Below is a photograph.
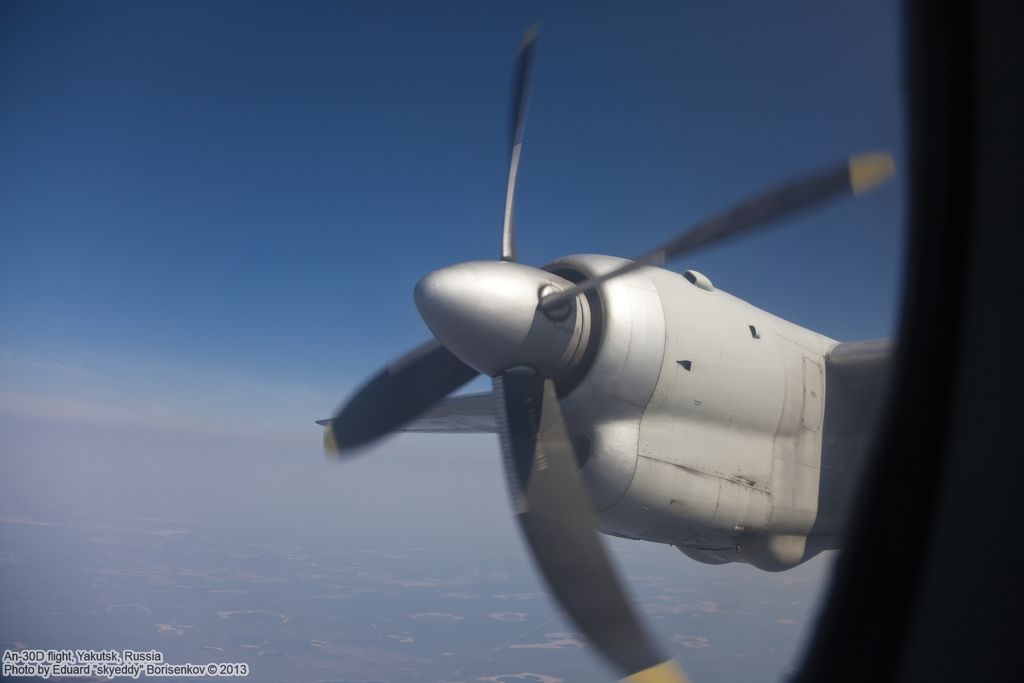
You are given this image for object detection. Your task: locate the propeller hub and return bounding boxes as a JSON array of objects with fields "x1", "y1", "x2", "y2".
[{"x1": 414, "y1": 261, "x2": 590, "y2": 378}]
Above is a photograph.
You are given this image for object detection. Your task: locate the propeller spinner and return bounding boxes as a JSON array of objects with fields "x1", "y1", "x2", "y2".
[
  {"x1": 322, "y1": 26, "x2": 893, "y2": 683},
  {"x1": 414, "y1": 261, "x2": 587, "y2": 378}
]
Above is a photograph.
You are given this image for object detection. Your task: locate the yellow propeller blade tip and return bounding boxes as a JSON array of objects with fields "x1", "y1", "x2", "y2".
[
  {"x1": 849, "y1": 151, "x2": 895, "y2": 195},
  {"x1": 623, "y1": 659, "x2": 692, "y2": 683},
  {"x1": 322, "y1": 424, "x2": 342, "y2": 460}
]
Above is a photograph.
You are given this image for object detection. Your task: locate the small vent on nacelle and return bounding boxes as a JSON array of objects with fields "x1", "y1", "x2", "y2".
[{"x1": 682, "y1": 269, "x2": 714, "y2": 291}]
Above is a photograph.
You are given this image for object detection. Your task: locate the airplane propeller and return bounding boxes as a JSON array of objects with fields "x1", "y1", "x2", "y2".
[
  {"x1": 318, "y1": 339, "x2": 477, "y2": 451},
  {"x1": 322, "y1": 26, "x2": 892, "y2": 683},
  {"x1": 501, "y1": 24, "x2": 538, "y2": 263},
  {"x1": 539, "y1": 151, "x2": 894, "y2": 312},
  {"x1": 494, "y1": 368, "x2": 687, "y2": 681}
]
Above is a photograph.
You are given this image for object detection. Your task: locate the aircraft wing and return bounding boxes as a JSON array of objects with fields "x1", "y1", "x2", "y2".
[
  {"x1": 316, "y1": 391, "x2": 497, "y2": 434},
  {"x1": 825, "y1": 337, "x2": 893, "y2": 412},
  {"x1": 398, "y1": 391, "x2": 497, "y2": 433}
]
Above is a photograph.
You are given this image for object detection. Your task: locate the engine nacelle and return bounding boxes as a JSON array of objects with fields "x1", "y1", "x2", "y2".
[{"x1": 546, "y1": 254, "x2": 838, "y2": 570}]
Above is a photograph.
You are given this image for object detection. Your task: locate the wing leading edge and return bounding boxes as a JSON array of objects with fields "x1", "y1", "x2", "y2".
[
  {"x1": 398, "y1": 391, "x2": 497, "y2": 433},
  {"x1": 316, "y1": 391, "x2": 496, "y2": 434},
  {"x1": 825, "y1": 337, "x2": 892, "y2": 413}
]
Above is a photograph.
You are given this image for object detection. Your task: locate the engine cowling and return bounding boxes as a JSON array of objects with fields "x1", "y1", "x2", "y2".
[{"x1": 545, "y1": 254, "x2": 838, "y2": 570}]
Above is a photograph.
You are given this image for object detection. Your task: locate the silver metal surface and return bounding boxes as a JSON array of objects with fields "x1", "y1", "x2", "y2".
[
  {"x1": 545, "y1": 254, "x2": 668, "y2": 513},
  {"x1": 541, "y1": 256, "x2": 890, "y2": 571},
  {"x1": 414, "y1": 260, "x2": 589, "y2": 378}
]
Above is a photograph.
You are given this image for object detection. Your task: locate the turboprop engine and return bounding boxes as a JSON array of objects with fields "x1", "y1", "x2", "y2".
[{"x1": 320, "y1": 26, "x2": 893, "y2": 682}]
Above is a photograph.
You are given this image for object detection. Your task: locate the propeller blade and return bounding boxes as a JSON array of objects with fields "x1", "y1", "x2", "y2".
[
  {"x1": 539, "y1": 151, "x2": 895, "y2": 312},
  {"x1": 493, "y1": 368, "x2": 689, "y2": 683},
  {"x1": 501, "y1": 25, "x2": 539, "y2": 262},
  {"x1": 323, "y1": 339, "x2": 479, "y2": 455}
]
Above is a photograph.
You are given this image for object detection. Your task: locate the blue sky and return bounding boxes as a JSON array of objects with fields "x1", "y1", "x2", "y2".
[
  {"x1": 1, "y1": 1, "x2": 904, "y2": 429},
  {"x1": 0, "y1": 3, "x2": 904, "y2": 681}
]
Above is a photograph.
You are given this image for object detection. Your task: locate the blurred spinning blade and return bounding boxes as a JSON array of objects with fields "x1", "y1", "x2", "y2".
[
  {"x1": 540, "y1": 152, "x2": 894, "y2": 311},
  {"x1": 500, "y1": 25, "x2": 539, "y2": 262},
  {"x1": 323, "y1": 339, "x2": 478, "y2": 454},
  {"x1": 493, "y1": 368, "x2": 690, "y2": 683}
]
